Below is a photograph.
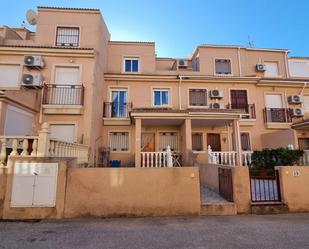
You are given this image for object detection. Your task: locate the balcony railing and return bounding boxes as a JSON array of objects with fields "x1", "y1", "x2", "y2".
[
  {"x1": 103, "y1": 102, "x2": 132, "y2": 118},
  {"x1": 227, "y1": 104, "x2": 256, "y2": 119},
  {"x1": 263, "y1": 108, "x2": 292, "y2": 123},
  {"x1": 43, "y1": 84, "x2": 84, "y2": 105}
]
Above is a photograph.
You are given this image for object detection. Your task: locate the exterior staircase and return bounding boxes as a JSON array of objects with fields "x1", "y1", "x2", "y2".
[{"x1": 200, "y1": 186, "x2": 237, "y2": 215}]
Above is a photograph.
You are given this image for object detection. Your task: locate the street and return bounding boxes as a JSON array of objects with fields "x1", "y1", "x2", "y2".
[{"x1": 0, "y1": 214, "x2": 309, "y2": 249}]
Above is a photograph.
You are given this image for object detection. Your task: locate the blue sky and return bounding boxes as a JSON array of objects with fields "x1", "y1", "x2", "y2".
[{"x1": 1, "y1": 0, "x2": 308, "y2": 58}]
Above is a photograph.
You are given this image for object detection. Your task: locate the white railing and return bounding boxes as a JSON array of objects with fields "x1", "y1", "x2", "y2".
[
  {"x1": 208, "y1": 145, "x2": 237, "y2": 166},
  {"x1": 0, "y1": 136, "x2": 39, "y2": 166},
  {"x1": 0, "y1": 123, "x2": 89, "y2": 167},
  {"x1": 242, "y1": 151, "x2": 253, "y2": 167},
  {"x1": 141, "y1": 145, "x2": 173, "y2": 168},
  {"x1": 48, "y1": 139, "x2": 89, "y2": 164},
  {"x1": 207, "y1": 145, "x2": 253, "y2": 167},
  {"x1": 299, "y1": 150, "x2": 309, "y2": 166}
]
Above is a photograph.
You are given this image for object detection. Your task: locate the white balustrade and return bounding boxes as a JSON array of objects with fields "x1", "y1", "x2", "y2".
[
  {"x1": 300, "y1": 150, "x2": 309, "y2": 166},
  {"x1": 0, "y1": 136, "x2": 39, "y2": 167},
  {"x1": 141, "y1": 145, "x2": 173, "y2": 168},
  {"x1": 242, "y1": 151, "x2": 253, "y2": 167},
  {"x1": 208, "y1": 145, "x2": 253, "y2": 167}
]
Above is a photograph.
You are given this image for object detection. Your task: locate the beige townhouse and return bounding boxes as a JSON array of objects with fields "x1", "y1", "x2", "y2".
[
  {"x1": 0, "y1": 7, "x2": 110, "y2": 164},
  {"x1": 1, "y1": 6, "x2": 309, "y2": 168}
]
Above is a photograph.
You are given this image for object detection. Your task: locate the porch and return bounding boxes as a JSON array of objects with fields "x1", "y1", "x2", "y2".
[{"x1": 131, "y1": 109, "x2": 246, "y2": 168}]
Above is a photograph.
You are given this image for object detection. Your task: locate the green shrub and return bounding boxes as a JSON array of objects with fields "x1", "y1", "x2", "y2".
[{"x1": 250, "y1": 148, "x2": 303, "y2": 169}]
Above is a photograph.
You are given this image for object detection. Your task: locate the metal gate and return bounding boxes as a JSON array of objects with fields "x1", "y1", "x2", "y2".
[
  {"x1": 249, "y1": 169, "x2": 281, "y2": 203},
  {"x1": 218, "y1": 168, "x2": 233, "y2": 202}
]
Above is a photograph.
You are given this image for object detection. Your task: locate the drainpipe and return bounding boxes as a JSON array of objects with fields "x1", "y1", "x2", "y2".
[
  {"x1": 284, "y1": 51, "x2": 290, "y2": 78},
  {"x1": 178, "y1": 75, "x2": 183, "y2": 110},
  {"x1": 300, "y1": 82, "x2": 307, "y2": 96},
  {"x1": 237, "y1": 47, "x2": 242, "y2": 77}
]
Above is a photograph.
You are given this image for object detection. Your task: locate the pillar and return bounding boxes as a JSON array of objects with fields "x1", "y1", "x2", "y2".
[
  {"x1": 37, "y1": 122, "x2": 51, "y2": 157},
  {"x1": 181, "y1": 118, "x2": 192, "y2": 166},
  {"x1": 135, "y1": 118, "x2": 142, "y2": 168},
  {"x1": 232, "y1": 119, "x2": 242, "y2": 166}
]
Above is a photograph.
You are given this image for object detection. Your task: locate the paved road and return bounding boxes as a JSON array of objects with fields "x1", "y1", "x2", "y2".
[{"x1": 1, "y1": 214, "x2": 309, "y2": 249}]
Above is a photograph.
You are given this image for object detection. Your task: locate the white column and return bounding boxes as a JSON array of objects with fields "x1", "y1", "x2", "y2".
[
  {"x1": 232, "y1": 119, "x2": 242, "y2": 166},
  {"x1": 135, "y1": 118, "x2": 142, "y2": 168}
]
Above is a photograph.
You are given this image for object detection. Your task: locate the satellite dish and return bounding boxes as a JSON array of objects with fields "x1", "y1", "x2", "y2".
[{"x1": 26, "y1": 9, "x2": 38, "y2": 25}]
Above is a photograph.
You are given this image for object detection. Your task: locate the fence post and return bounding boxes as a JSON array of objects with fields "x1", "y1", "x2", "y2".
[
  {"x1": 37, "y1": 122, "x2": 51, "y2": 157},
  {"x1": 166, "y1": 145, "x2": 173, "y2": 167},
  {"x1": 0, "y1": 138, "x2": 8, "y2": 167},
  {"x1": 207, "y1": 145, "x2": 213, "y2": 164}
]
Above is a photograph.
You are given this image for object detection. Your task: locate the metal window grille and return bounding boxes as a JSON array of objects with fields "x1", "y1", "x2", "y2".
[
  {"x1": 159, "y1": 132, "x2": 178, "y2": 151},
  {"x1": 56, "y1": 27, "x2": 80, "y2": 47},
  {"x1": 215, "y1": 59, "x2": 231, "y2": 74},
  {"x1": 189, "y1": 89, "x2": 207, "y2": 106},
  {"x1": 192, "y1": 133, "x2": 203, "y2": 151}
]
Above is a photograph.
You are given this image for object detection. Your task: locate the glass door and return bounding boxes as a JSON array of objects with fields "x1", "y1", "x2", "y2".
[{"x1": 111, "y1": 90, "x2": 127, "y2": 118}]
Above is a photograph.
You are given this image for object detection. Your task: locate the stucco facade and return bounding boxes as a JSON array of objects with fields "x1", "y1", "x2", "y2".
[{"x1": 1, "y1": 6, "x2": 309, "y2": 167}]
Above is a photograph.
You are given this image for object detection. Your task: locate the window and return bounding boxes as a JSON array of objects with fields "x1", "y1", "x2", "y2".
[
  {"x1": 264, "y1": 62, "x2": 280, "y2": 77},
  {"x1": 109, "y1": 132, "x2": 129, "y2": 152},
  {"x1": 193, "y1": 57, "x2": 200, "y2": 71},
  {"x1": 55, "y1": 66, "x2": 80, "y2": 84},
  {"x1": 289, "y1": 60, "x2": 309, "y2": 77},
  {"x1": 0, "y1": 64, "x2": 20, "y2": 87},
  {"x1": 159, "y1": 132, "x2": 178, "y2": 151},
  {"x1": 265, "y1": 94, "x2": 283, "y2": 108},
  {"x1": 215, "y1": 59, "x2": 231, "y2": 75},
  {"x1": 110, "y1": 89, "x2": 128, "y2": 118},
  {"x1": 303, "y1": 96, "x2": 309, "y2": 112},
  {"x1": 192, "y1": 133, "x2": 203, "y2": 151},
  {"x1": 124, "y1": 58, "x2": 139, "y2": 73},
  {"x1": 56, "y1": 27, "x2": 80, "y2": 47},
  {"x1": 50, "y1": 124, "x2": 76, "y2": 143},
  {"x1": 240, "y1": 132, "x2": 251, "y2": 151},
  {"x1": 153, "y1": 89, "x2": 170, "y2": 106},
  {"x1": 189, "y1": 89, "x2": 207, "y2": 106}
]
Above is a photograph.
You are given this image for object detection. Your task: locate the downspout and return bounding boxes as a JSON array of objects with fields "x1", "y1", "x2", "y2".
[
  {"x1": 284, "y1": 51, "x2": 290, "y2": 78},
  {"x1": 237, "y1": 47, "x2": 242, "y2": 77},
  {"x1": 178, "y1": 75, "x2": 183, "y2": 110},
  {"x1": 300, "y1": 82, "x2": 307, "y2": 96}
]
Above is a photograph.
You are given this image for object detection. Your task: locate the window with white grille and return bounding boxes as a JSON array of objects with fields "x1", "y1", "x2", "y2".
[
  {"x1": 189, "y1": 89, "x2": 207, "y2": 106},
  {"x1": 109, "y1": 132, "x2": 129, "y2": 152},
  {"x1": 215, "y1": 59, "x2": 232, "y2": 75},
  {"x1": 159, "y1": 132, "x2": 178, "y2": 151},
  {"x1": 56, "y1": 27, "x2": 80, "y2": 47},
  {"x1": 192, "y1": 133, "x2": 203, "y2": 151}
]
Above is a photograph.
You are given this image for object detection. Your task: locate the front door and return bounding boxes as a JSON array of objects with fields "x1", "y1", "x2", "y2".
[
  {"x1": 207, "y1": 133, "x2": 221, "y2": 151},
  {"x1": 141, "y1": 133, "x2": 155, "y2": 152},
  {"x1": 230, "y1": 90, "x2": 248, "y2": 111}
]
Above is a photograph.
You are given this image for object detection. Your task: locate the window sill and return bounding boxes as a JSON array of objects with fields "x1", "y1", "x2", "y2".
[
  {"x1": 103, "y1": 118, "x2": 131, "y2": 126},
  {"x1": 43, "y1": 104, "x2": 83, "y2": 115}
]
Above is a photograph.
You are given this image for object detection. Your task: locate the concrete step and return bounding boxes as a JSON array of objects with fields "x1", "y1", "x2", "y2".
[
  {"x1": 251, "y1": 203, "x2": 289, "y2": 215},
  {"x1": 200, "y1": 202, "x2": 237, "y2": 216}
]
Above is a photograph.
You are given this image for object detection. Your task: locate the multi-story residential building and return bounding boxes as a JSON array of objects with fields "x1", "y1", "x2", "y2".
[{"x1": 1, "y1": 6, "x2": 309, "y2": 167}]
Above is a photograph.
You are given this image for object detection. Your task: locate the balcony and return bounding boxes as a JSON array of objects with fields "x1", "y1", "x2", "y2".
[
  {"x1": 42, "y1": 84, "x2": 84, "y2": 115},
  {"x1": 103, "y1": 102, "x2": 132, "y2": 125},
  {"x1": 227, "y1": 104, "x2": 256, "y2": 120},
  {"x1": 263, "y1": 108, "x2": 292, "y2": 129}
]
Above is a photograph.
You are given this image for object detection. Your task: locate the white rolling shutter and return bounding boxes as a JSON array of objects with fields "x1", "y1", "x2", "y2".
[
  {"x1": 265, "y1": 62, "x2": 280, "y2": 77},
  {"x1": 55, "y1": 67, "x2": 80, "y2": 85},
  {"x1": 50, "y1": 124, "x2": 76, "y2": 143},
  {"x1": 289, "y1": 60, "x2": 309, "y2": 77},
  {"x1": 0, "y1": 65, "x2": 20, "y2": 87},
  {"x1": 4, "y1": 105, "x2": 34, "y2": 136},
  {"x1": 265, "y1": 94, "x2": 283, "y2": 108}
]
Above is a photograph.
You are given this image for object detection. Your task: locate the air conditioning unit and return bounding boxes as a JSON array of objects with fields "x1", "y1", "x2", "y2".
[
  {"x1": 256, "y1": 63, "x2": 266, "y2": 72},
  {"x1": 210, "y1": 89, "x2": 224, "y2": 99},
  {"x1": 24, "y1": 55, "x2": 45, "y2": 68},
  {"x1": 177, "y1": 59, "x2": 188, "y2": 68},
  {"x1": 21, "y1": 73, "x2": 43, "y2": 87},
  {"x1": 288, "y1": 95, "x2": 303, "y2": 104},
  {"x1": 292, "y1": 108, "x2": 304, "y2": 117},
  {"x1": 211, "y1": 103, "x2": 225, "y2": 109}
]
